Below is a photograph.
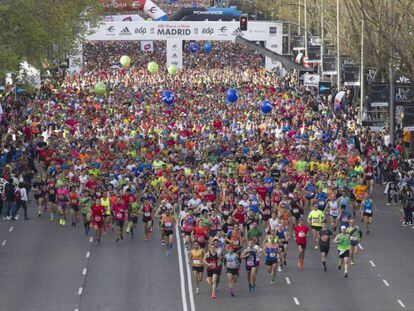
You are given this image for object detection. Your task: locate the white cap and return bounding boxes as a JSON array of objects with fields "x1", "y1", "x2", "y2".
[{"x1": 341, "y1": 225, "x2": 346, "y2": 230}]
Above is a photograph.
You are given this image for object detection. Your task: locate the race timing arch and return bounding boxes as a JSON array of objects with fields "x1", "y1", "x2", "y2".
[{"x1": 82, "y1": 21, "x2": 284, "y2": 72}]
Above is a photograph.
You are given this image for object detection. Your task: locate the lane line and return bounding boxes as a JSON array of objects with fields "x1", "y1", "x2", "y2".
[
  {"x1": 382, "y1": 279, "x2": 390, "y2": 287},
  {"x1": 86, "y1": 251, "x2": 90, "y2": 258},
  {"x1": 175, "y1": 224, "x2": 189, "y2": 311},
  {"x1": 182, "y1": 238, "x2": 196, "y2": 311},
  {"x1": 397, "y1": 299, "x2": 406, "y2": 308},
  {"x1": 285, "y1": 277, "x2": 291, "y2": 285},
  {"x1": 78, "y1": 287, "x2": 83, "y2": 295},
  {"x1": 9, "y1": 226, "x2": 13, "y2": 232},
  {"x1": 369, "y1": 260, "x2": 376, "y2": 267},
  {"x1": 82, "y1": 268, "x2": 87, "y2": 275},
  {"x1": 2, "y1": 240, "x2": 6, "y2": 246},
  {"x1": 89, "y1": 237, "x2": 93, "y2": 243},
  {"x1": 293, "y1": 297, "x2": 300, "y2": 305},
  {"x1": 358, "y1": 243, "x2": 364, "y2": 250}
]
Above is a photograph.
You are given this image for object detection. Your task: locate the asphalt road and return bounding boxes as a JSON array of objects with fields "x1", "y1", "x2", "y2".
[{"x1": 0, "y1": 187, "x2": 413, "y2": 311}]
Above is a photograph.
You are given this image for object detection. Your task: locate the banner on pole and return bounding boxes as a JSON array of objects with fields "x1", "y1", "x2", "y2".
[
  {"x1": 343, "y1": 65, "x2": 360, "y2": 86},
  {"x1": 322, "y1": 56, "x2": 336, "y2": 75}
]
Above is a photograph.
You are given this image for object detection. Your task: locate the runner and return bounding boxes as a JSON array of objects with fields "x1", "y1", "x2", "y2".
[
  {"x1": 263, "y1": 231, "x2": 279, "y2": 284},
  {"x1": 275, "y1": 223, "x2": 289, "y2": 270},
  {"x1": 293, "y1": 218, "x2": 309, "y2": 270},
  {"x1": 241, "y1": 239, "x2": 261, "y2": 292},
  {"x1": 189, "y1": 241, "x2": 205, "y2": 294},
  {"x1": 361, "y1": 194, "x2": 376, "y2": 234},
  {"x1": 347, "y1": 219, "x2": 362, "y2": 265},
  {"x1": 307, "y1": 205, "x2": 325, "y2": 249},
  {"x1": 141, "y1": 198, "x2": 154, "y2": 241},
  {"x1": 126, "y1": 198, "x2": 140, "y2": 239},
  {"x1": 224, "y1": 245, "x2": 240, "y2": 297},
  {"x1": 80, "y1": 191, "x2": 92, "y2": 235},
  {"x1": 334, "y1": 225, "x2": 351, "y2": 278},
  {"x1": 161, "y1": 210, "x2": 175, "y2": 256},
  {"x1": 182, "y1": 208, "x2": 196, "y2": 249},
  {"x1": 91, "y1": 199, "x2": 106, "y2": 244},
  {"x1": 204, "y1": 243, "x2": 222, "y2": 299},
  {"x1": 319, "y1": 220, "x2": 334, "y2": 271},
  {"x1": 113, "y1": 198, "x2": 128, "y2": 243},
  {"x1": 69, "y1": 186, "x2": 79, "y2": 227}
]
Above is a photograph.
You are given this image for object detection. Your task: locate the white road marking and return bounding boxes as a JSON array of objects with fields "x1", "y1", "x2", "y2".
[
  {"x1": 182, "y1": 238, "x2": 196, "y2": 311},
  {"x1": 89, "y1": 237, "x2": 93, "y2": 243},
  {"x1": 82, "y1": 268, "x2": 87, "y2": 275},
  {"x1": 2, "y1": 240, "x2": 6, "y2": 246},
  {"x1": 358, "y1": 243, "x2": 364, "y2": 250},
  {"x1": 397, "y1": 299, "x2": 406, "y2": 308},
  {"x1": 175, "y1": 224, "x2": 188, "y2": 311},
  {"x1": 78, "y1": 287, "x2": 83, "y2": 295},
  {"x1": 9, "y1": 226, "x2": 13, "y2": 232},
  {"x1": 293, "y1": 297, "x2": 300, "y2": 305},
  {"x1": 86, "y1": 251, "x2": 90, "y2": 258},
  {"x1": 382, "y1": 279, "x2": 390, "y2": 287},
  {"x1": 75, "y1": 309, "x2": 79, "y2": 311},
  {"x1": 369, "y1": 260, "x2": 376, "y2": 267},
  {"x1": 285, "y1": 277, "x2": 291, "y2": 285}
]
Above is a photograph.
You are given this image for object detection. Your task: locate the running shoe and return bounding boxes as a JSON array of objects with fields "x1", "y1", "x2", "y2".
[
  {"x1": 166, "y1": 251, "x2": 170, "y2": 256},
  {"x1": 248, "y1": 283, "x2": 252, "y2": 291},
  {"x1": 324, "y1": 266, "x2": 327, "y2": 272},
  {"x1": 212, "y1": 292, "x2": 216, "y2": 299},
  {"x1": 196, "y1": 288, "x2": 199, "y2": 294},
  {"x1": 278, "y1": 266, "x2": 282, "y2": 272},
  {"x1": 344, "y1": 273, "x2": 349, "y2": 278},
  {"x1": 351, "y1": 260, "x2": 355, "y2": 265},
  {"x1": 230, "y1": 289, "x2": 235, "y2": 297},
  {"x1": 270, "y1": 280, "x2": 275, "y2": 285}
]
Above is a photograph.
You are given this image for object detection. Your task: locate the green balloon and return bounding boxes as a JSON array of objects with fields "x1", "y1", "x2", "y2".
[
  {"x1": 147, "y1": 61, "x2": 159, "y2": 74},
  {"x1": 120, "y1": 55, "x2": 131, "y2": 67},
  {"x1": 94, "y1": 82, "x2": 106, "y2": 95},
  {"x1": 167, "y1": 64, "x2": 178, "y2": 75}
]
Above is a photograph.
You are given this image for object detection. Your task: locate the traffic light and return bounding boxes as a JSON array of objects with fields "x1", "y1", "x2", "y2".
[{"x1": 240, "y1": 14, "x2": 248, "y2": 31}]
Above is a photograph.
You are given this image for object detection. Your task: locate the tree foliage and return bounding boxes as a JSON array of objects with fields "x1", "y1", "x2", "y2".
[
  {"x1": 249, "y1": 0, "x2": 414, "y2": 82},
  {"x1": 0, "y1": 0, "x2": 102, "y2": 78}
]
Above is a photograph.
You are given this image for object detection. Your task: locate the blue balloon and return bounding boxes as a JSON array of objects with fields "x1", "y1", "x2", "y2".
[
  {"x1": 226, "y1": 88, "x2": 238, "y2": 103},
  {"x1": 188, "y1": 42, "x2": 199, "y2": 53},
  {"x1": 162, "y1": 90, "x2": 175, "y2": 105},
  {"x1": 261, "y1": 100, "x2": 273, "y2": 114},
  {"x1": 203, "y1": 42, "x2": 212, "y2": 53}
]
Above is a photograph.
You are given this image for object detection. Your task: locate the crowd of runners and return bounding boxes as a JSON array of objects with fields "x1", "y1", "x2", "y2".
[{"x1": 1, "y1": 27, "x2": 413, "y2": 300}]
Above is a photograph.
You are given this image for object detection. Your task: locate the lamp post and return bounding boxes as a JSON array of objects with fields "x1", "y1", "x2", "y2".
[{"x1": 336, "y1": 0, "x2": 341, "y2": 90}]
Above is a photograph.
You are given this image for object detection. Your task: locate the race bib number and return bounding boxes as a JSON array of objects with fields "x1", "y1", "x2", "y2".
[
  {"x1": 365, "y1": 209, "x2": 372, "y2": 214},
  {"x1": 144, "y1": 212, "x2": 151, "y2": 217},
  {"x1": 116, "y1": 213, "x2": 123, "y2": 219},
  {"x1": 269, "y1": 252, "x2": 276, "y2": 258},
  {"x1": 233, "y1": 240, "x2": 239, "y2": 245},
  {"x1": 223, "y1": 210, "x2": 229, "y2": 215},
  {"x1": 264, "y1": 209, "x2": 271, "y2": 215},
  {"x1": 94, "y1": 215, "x2": 101, "y2": 222},
  {"x1": 321, "y1": 235, "x2": 328, "y2": 242},
  {"x1": 298, "y1": 232, "x2": 305, "y2": 238},
  {"x1": 319, "y1": 200, "x2": 325, "y2": 206},
  {"x1": 227, "y1": 259, "x2": 236, "y2": 268},
  {"x1": 247, "y1": 260, "x2": 255, "y2": 267},
  {"x1": 198, "y1": 236, "x2": 205, "y2": 243},
  {"x1": 165, "y1": 222, "x2": 172, "y2": 228},
  {"x1": 293, "y1": 208, "x2": 299, "y2": 214},
  {"x1": 350, "y1": 236, "x2": 358, "y2": 241},
  {"x1": 312, "y1": 218, "x2": 319, "y2": 224},
  {"x1": 341, "y1": 216, "x2": 347, "y2": 222},
  {"x1": 193, "y1": 259, "x2": 201, "y2": 265}
]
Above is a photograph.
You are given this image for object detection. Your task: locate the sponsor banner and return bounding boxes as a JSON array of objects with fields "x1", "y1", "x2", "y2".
[
  {"x1": 322, "y1": 56, "x2": 336, "y2": 75},
  {"x1": 365, "y1": 67, "x2": 377, "y2": 84},
  {"x1": 403, "y1": 105, "x2": 414, "y2": 130},
  {"x1": 140, "y1": 40, "x2": 154, "y2": 52},
  {"x1": 303, "y1": 73, "x2": 320, "y2": 87},
  {"x1": 324, "y1": 45, "x2": 336, "y2": 56},
  {"x1": 166, "y1": 39, "x2": 183, "y2": 68},
  {"x1": 100, "y1": 0, "x2": 167, "y2": 21},
  {"x1": 292, "y1": 35, "x2": 305, "y2": 50},
  {"x1": 395, "y1": 83, "x2": 413, "y2": 105},
  {"x1": 370, "y1": 83, "x2": 389, "y2": 106},
  {"x1": 265, "y1": 24, "x2": 283, "y2": 72},
  {"x1": 87, "y1": 21, "x2": 280, "y2": 42},
  {"x1": 334, "y1": 90, "x2": 346, "y2": 106},
  {"x1": 307, "y1": 45, "x2": 321, "y2": 63},
  {"x1": 319, "y1": 81, "x2": 332, "y2": 95},
  {"x1": 343, "y1": 65, "x2": 360, "y2": 86},
  {"x1": 103, "y1": 14, "x2": 144, "y2": 22}
]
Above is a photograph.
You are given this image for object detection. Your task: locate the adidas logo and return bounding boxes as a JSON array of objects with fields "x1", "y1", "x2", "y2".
[
  {"x1": 232, "y1": 28, "x2": 243, "y2": 37},
  {"x1": 120, "y1": 27, "x2": 131, "y2": 35}
]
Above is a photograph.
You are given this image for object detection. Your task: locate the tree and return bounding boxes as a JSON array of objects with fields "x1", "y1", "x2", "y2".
[{"x1": 0, "y1": 0, "x2": 102, "y2": 79}]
